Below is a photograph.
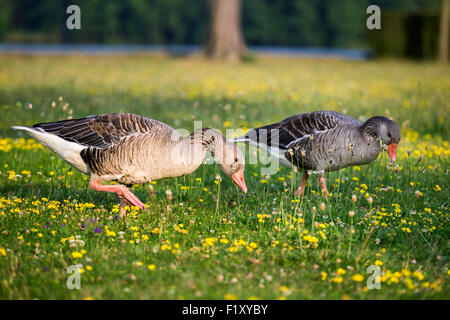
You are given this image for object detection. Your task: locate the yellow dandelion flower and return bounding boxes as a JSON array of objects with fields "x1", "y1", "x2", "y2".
[
  {"x1": 374, "y1": 260, "x2": 383, "y2": 266},
  {"x1": 336, "y1": 268, "x2": 346, "y2": 275},
  {"x1": 249, "y1": 242, "x2": 258, "y2": 249},
  {"x1": 72, "y1": 251, "x2": 83, "y2": 259},
  {"x1": 351, "y1": 274, "x2": 364, "y2": 282},
  {"x1": 412, "y1": 271, "x2": 424, "y2": 281},
  {"x1": 332, "y1": 277, "x2": 344, "y2": 283}
]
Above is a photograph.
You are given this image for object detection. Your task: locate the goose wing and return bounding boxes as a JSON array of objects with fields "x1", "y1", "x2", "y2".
[
  {"x1": 239, "y1": 111, "x2": 359, "y2": 150},
  {"x1": 33, "y1": 113, "x2": 164, "y2": 149}
]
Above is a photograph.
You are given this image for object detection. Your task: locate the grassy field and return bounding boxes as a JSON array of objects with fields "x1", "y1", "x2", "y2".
[{"x1": 0, "y1": 54, "x2": 449, "y2": 299}]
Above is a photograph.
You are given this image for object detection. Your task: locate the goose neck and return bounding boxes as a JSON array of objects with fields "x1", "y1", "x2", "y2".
[
  {"x1": 360, "y1": 117, "x2": 382, "y2": 139},
  {"x1": 189, "y1": 128, "x2": 224, "y2": 157}
]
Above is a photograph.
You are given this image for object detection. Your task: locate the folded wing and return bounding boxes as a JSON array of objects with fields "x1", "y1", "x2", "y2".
[
  {"x1": 33, "y1": 113, "x2": 160, "y2": 148},
  {"x1": 236, "y1": 111, "x2": 360, "y2": 150}
]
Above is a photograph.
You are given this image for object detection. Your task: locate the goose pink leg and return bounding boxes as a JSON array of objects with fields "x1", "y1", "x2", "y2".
[
  {"x1": 295, "y1": 173, "x2": 310, "y2": 197},
  {"x1": 89, "y1": 180, "x2": 145, "y2": 215},
  {"x1": 119, "y1": 197, "x2": 127, "y2": 217},
  {"x1": 318, "y1": 175, "x2": 329, "y2": 196}
]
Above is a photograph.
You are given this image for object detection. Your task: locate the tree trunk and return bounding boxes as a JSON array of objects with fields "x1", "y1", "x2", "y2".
[
  {"x1": 439, "y1": 0, "x2": 449, "y2": 64},
  {"x1": 205, "y1": 0, "x2": 246, "y2": 62}
]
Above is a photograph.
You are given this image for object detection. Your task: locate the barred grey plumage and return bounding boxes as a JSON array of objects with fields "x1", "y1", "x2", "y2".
[
  {"x1": 13, "y1": 113, "x2": 247, "y2": 216},
  {"x1": 232, "y1": 111, "x2": 401, "y2": 196}
]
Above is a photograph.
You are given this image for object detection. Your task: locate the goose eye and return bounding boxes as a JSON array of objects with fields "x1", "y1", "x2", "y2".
[
  {"x1": 234, "y1": 157, "x2": 238, "y2": 162},
  {"x1": 388, "y1": 133, "x2": 391, "y2": 138}
]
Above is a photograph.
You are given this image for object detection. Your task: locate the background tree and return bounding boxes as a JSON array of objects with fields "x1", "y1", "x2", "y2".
[
  {"x1": 205, "y1": 0, "x2": 246, "y2": 61},
  {"x1": 439, "y1": 0, "x2": 449, "y2": 63}
]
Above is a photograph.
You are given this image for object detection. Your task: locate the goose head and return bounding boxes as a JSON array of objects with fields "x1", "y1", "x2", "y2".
[
  {"x1": 376, "y1": 118, "x2": 401, "y2": 162},
  {"x1": 215, "y1": 141, "x2": 247, "y2": 193}
]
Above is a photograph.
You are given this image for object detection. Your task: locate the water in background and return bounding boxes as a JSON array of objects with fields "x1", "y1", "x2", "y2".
[{"x1": 0, "y1": 43, "x2": 372, "y2": 60}]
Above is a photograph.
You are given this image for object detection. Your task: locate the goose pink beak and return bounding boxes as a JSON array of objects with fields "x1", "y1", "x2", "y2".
[
  {"x1": 387, "y1": 143, "x2": 397, "y2": 162},
  {"x1": 232, "y1": 169, "x2": 247, "y2": 193}
]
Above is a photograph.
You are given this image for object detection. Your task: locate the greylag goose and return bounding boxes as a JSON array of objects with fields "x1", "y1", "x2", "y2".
[
  {"x1": 13, "y1": 113, "x2": 247, "y2": 216},
  {"x1": 233, "y1": 111, "x2": 400, "y2": 196}
]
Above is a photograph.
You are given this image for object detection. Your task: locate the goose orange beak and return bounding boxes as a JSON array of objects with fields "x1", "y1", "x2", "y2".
[
  {"x1": 232, "y1": 169, "x2": 247, "y2": 194},
  {"x1": 387, "y1": 143, "x2": 397, "y2": 162}
]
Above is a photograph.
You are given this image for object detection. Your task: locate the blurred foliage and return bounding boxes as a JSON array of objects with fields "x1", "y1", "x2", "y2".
[
  {"x1": 0, "y1": 0, "x2": 441, "y2": 47},
  {"x1": 368, "y1": 11, "x2": 443, "y2": 60}
]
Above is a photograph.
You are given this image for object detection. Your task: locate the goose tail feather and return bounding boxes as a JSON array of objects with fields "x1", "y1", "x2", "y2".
[
  {"x1": 12, "y1": 125, "x2": 39, "y2": 133},
  {"x1": 12, "y1": 125, "x2": 89, "y2": 174}
]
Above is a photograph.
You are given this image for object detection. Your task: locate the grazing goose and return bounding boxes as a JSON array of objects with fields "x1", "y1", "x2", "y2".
[
  {"x1": 13, "y1": 113, "x2": 247, "y2": 216},
  {"x1": 233, "y1": 111, "x2": 400, "y2": 196}
]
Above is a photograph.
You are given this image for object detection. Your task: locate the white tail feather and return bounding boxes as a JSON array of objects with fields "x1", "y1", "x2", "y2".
[
  {"x1": 12, "y1": 125, "x2": 36, "y2": 132},
  {"x1": 12, "y1": 125, "x2": 89, "y2": 174}
]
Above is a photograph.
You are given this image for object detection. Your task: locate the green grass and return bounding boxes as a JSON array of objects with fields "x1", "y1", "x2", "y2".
[{"x1": 0, "y1": 55, "x2": 449, "y2": 299}]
